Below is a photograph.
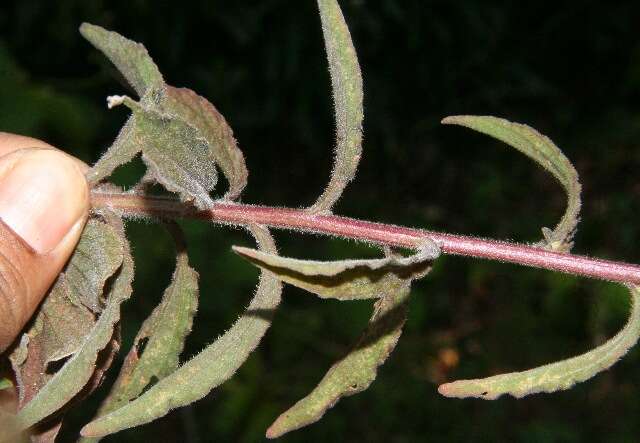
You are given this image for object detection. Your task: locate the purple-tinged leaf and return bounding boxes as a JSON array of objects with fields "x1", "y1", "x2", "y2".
[{"x1": 16, "y1": 213, "x2": 133, "y2": 430}]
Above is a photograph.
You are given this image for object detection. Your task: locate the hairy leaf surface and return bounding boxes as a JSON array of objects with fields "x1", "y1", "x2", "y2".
[
  {"x1": 81, "y1": 225, "x2": 198, "y2": 443},
  {"x1": 233, "y1": 240, "x2": 439, "y2": 300},
  {"x1": 108, "y1": 95, "x2": 218, "y2": 209},
  {"x1": 442, "y1": 115, "x2": 581, "y2": 251},
  {"x1": 17, "y1": 214, "x2": 133, "y2": 430},
  {"x1": 439, "y1": 284, "x2": 640, "y2": 400},
  {"x1": 81, "y1": 225, "x2": 282, "y2": 438},
  {"x1": 310, "y1": 0, "x2": 364, "y2": 213},
  {"x1": 82, "y1": 24, "x2": 248, "y2": 202},
  {"x1": 265, "y1": 245, "x2": 438, "y2": 438},
  {"x1": 10, "y1": 282, "x2": 94, "y2": 384},
  {"x1": 267, "y1": 285, "x2": 411, "y2": 438},
  {"x1": 65, "y1": 219, "x2": 125, "y2": 312},
  {"x1": 159, "y1": 86, "x2": 248, "y2": 200},
  {"x1": 8, "y1": 216, "x2": 126, "y2": 421},
  {"x1": 85, "y1": 116, "x2": 142, "y2": 185},
  {"x1": 79, "y1": 23, "x2": 163, "y2": 98}
]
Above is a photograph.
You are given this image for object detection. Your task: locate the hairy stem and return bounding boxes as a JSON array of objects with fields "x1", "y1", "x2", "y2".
[{"x1": 91, "y1": 191, "x2": 640, "y2": 285}]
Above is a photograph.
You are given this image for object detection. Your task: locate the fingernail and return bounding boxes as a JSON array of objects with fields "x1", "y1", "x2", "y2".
[{"x1": 0, "y1": 149, "x2": 89, "y2": 254}]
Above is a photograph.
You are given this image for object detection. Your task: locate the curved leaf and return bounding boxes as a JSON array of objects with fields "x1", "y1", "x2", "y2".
[
  {"x1": 439, "y1": 284, "x2": 640, "y2": 400},
  {"x1": 80, "y1": 225, "x2": 282, "y2": 438},
  {"x1": 309, "y1": 0, "x2": 364, "y2": 213},
  {"x1": 266, "y1": 283, "x2": 411, "y2": 438},
  {"x1": 9, "y1": 217, "x2": 126, "y2": 418},
  {"x1": 233, "y1": 239, "x2": 439, "y2": 300},
  {"x1": 80, "y1": 225, "x2": 198, "y2": 443},
  {"x1": 17, "y1": 214, "x2": 133, "y2": 430},
  {"x1": 265, "y1": 244, "x2": 439, "y2": 438},
  {"x1": 442, "y1": 115, "x2": 581, "y2": 252}
]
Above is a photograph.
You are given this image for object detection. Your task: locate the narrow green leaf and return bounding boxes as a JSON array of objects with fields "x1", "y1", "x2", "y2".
[
  {"x1": 17, "y1": 214, "x2": 134, "y2": 430},
  {"x1": 109, "y1": 95, "x2": 218, "y2": 209},
  {"x1": 232, "y1": 239, "x2": 440, "y2": 300},
  {"x1": 439, "y1": 284, "x2": 640, "y2": 400},
  {"x1": 81, "y1": 21, "x2": 164, "y2": 185},
  {"x1": 0, "y1": 378, "x2": 11, "y2": 391},
  {"x1": 159, "y1": 86, "x2": 248, "y2": 200},
  {"x1": 267, "y1": 286, "x2": 410, "y2": 438},
  {"x1": 310, "y1": 0, "x2": 364, "y2": 213},
  {"x1": 80, "y1": 225, "x2": 282, "y2": 438},
  {"x1": 263, "y1": 244, "x2": 438, "y2": 437},
  {"x1": 442, "y1": 115, "x2": 581, "y2": 252},
  {"x1": 80, "y1": 225, "x2": 198, "y2": 443},
  {"x1": 79, "y1": 23, "x2": 163, "y2": 98}
]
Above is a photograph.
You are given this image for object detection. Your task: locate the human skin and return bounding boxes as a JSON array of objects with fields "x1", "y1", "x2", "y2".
[{"x1": 0, "y1": 133, "x2": 89, "y2": 354}]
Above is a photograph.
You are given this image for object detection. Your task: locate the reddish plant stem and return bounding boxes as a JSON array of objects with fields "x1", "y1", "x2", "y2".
[{"x1": 91, "y1": 191, "x2": 640, "y2": 285}]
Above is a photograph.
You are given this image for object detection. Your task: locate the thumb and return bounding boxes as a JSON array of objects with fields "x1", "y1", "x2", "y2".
[{"x1": 0, "y1": 147, "x2": 89, "y2": 353}]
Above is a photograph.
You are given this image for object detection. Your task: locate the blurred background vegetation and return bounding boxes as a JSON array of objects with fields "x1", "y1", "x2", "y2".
[{"x1": 2, "y1": 0, "x2": 640, "y2": 441}]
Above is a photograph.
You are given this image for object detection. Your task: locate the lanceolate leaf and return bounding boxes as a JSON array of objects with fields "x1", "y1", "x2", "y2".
[
  {"x1": 439, "y1": 284, "x2": 640, "y2": 400},
  {"x1": 232, "y1": 239, "x2": 440, "y2": 300},
  {"x1": 80, "y1": 225, "x2": 282, "y2": 438},
  {"x1": 81, "y1": 225, "x2": 198, "y2": 442},
  {"x1": 255, "y1": 243, "x2": 438, "y2": 437},
  {"x1": 267, "y1": 285, "x2": 411, "y2": 438},
  {"x1": 310, "y1": 0, "x2": 364, "y2": 213},
  {"x1": 265, "y1": 245, "x2": 439, "y2": 438},
  {"x1": 17, "y1": 214, "x2": 134, "y2": 430},
  {"x1": 79, "y1": 23, "x2": 163, "y2": 98},
  {"x1": 7, "y1": 216, "x2": 127, "y2": 441},
  {"x1": 442, "y1": 115, "x2": 581, "y2": 252},
  {"x1": 159, "y1": 86, "x2": 248, "y2": 200},
  {"x1": 81, "y1": 22, "x2": 164, "y2": 184}
]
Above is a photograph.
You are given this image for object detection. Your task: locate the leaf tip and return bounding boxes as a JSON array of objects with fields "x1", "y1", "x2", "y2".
[
  {"x1": 79, "y1": 422, "x2": 99, "y2": 438},
  {"x1": 79, "y1": 22, "x2": 105, "y2": 42},
  {"x1": 440, "y1": 115, "x2": 469, "y2": 126},
  {"x1": 231, "y1": 245, "x2": 255, "y2": 258},
  {"x1": 437, "y1": 382, "x2": 456, "y2": 397},
  {"x1": 79, "y1": 22, "x2": 94, "y2": 34},
  {"x1": 265, "y1": 414, "x2": 293, "y2": 439},
  {"x1": 264, "y1": 424, "x2": 281, "y2": 439}
]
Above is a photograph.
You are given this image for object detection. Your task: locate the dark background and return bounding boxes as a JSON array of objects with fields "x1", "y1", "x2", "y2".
[{"x1": 2, "y1": 1, "x2": 640, "y2": 442}]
